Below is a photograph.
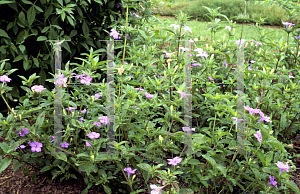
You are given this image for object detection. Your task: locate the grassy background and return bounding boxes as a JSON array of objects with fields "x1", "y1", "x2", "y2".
[
  {"x1": 146, "y1": 0, "x2": 300, "y2": 44},
  {"x1": 150, "y1": 0, "x2": 300, "y2": 26}
]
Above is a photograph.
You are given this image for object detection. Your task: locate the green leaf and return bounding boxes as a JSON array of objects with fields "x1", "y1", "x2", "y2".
[
  {"x1": 257, "y1": 150, "x2": 266, "y2": 166},
  {"x1": 19, "y1": 11, "x2": 26, "y2": 26},
  {"x1": 23, "y1": 60, "x2": 30, "y2": 71},
  {"x1": 37, "y1": 36, "x2": 47, "y2": 41},
  {"x1": 188, "y1": 159, "x2": 201, "y2": 165},
  {"x1": 265, "y1": 152, "x2": 273, "y2": 166},
  {"x1": 103, "y1": 185, "x2": 112, "y2": 194},
  {"x1": 82, "y1": 20, "x2": 89, "y2": 35},
  {"x1": 32, "y1": 173, "x2": 37, "y2": 184},
  {"x1": 280, "y1": 113, "x2": 286, "y2": 130},
  {"x1": 13, "y1": 55, "x2": 24, "y2": 63},
  {"x1": 40, "y1": 166, "x2": 51, "y2": 172},
  {"x1": 21, "y1": 0, "x2": 33, "y2": 4},
  {"x1": 215, "y1": 164, "x2": 227, "y2": 177},
  {"x1": 267, "y1": 138, "x2": 285, "y2": 153},
  {"x1": 67, "y1": 16, "x2": 74, "y2": 26},
  {"x1": 202, "y1": 154, "x2": 216, "y2": 168},
  {"x1": 34, "y1": 111, "x2": 45, "y2": 131},
  {"x1": 16, "y1": 46, "x2": 25, "y2": 56},
  {"x1": 45, "y1": 5, "x2": 53, "y2": 20},
  {"x1": 0, "y1": 29, "x2": 10, "y2": 39},
  {"x1": 0, "y1": 157, "x2": 12, "y2": 174},
  {"x1": 282, "y1": 179, "x2": 300, "y2": 194},
  {"x1": 137, "y1": 163, "x2": 152, "y2": 173},
  {"x1": 27, "y1": 6, "x2": 36, "y2": 27},
  {"x1": 0, "y1": 142, "x2": 9, "y2": 152},
  {"x1": 13, "y1": 159, "x2": 23, "y2": 172},
  {"x1": 33, "y1": 5, "x2": 43, "y2": 12}
]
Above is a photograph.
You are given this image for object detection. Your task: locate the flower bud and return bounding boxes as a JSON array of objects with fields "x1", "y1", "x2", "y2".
[
  {"x1": 224, "y1": 43, "x2": 227, "y2": 48},
  {"x1": 245, "y1": 42, "x2": 248, "y2": 48},
  {"x1": 173, "y1": 65, "x2": 178, "y2": 74},
  {"x1": 270, "y1": 69, "x2": 274, "y2": 74},
  {"x1": 210, "y1": 54, "x2": 214, "y2": 60},
  {"x1": 254, "y1": 74, "x2": 256, "y2": 77},
  {"x1": 72, "y1": 112, "x2": 75, "y2": 117},
  {"x1": 91, "y1": 96, "x2": 95, "y2": 102},
  {"x1": 223, "y1": 34, "x2": 226, "y2": 41},
  {"x1": 164, "y1": 70, "x2": 166, "y2": 77},
  {"x1": 292, "y1": 50, "x2": 294, "y2": 54},
  {"x1": 129, "y1": 63, "x2": 133, "y2": 70},
  {"x1": 91, "y1": 155, "x2": 94, "y2": 161},
  {"x1": 159, "y1": 135, "x2": 163, "y2": 144},
  {"x1": 63, "y1": 109, "x2": 66, "y2": 115}
]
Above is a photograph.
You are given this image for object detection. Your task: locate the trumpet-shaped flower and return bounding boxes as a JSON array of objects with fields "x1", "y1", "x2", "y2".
[
  {"x1": 18, "y1": 128, "x2": 30, "y2": 137},
  {"x1": 0, "y1": 74, "x2": 12, "y2": 83},
  {"x1": 150, "y1": 185, "x2": 164, "y2": 194},
  {"x1": 60, "y1": 142, "x2": 69, "y2": 148},
  {"x1": 86, "y1": 132, "x2": 100, "y2": 139},
  {"x1": 169, "y1": 24, "x2": 181, "y2": 31},
  {"x1": 31, "y1": 85, "x2": 45, "y2": 92},
  {"x1": 275, "y1": 161, "x2": 290, "y2": 174},
  {"x1": 167, "y1": 156, "x2": 182, "y2": 166},
  {"x1": 176, "y1": 91, "x2": 186, "y2": 99},
  {"x1": 124, "y1": 167, "x2": 137, "y2": 179},
  {"x1": 254, "y1": 131, "x2": 262, "y2": 142},
  {"x1": 99, "y1": 116, "x2": 111, "y2": 125},
  {"x1": 29, "y1": 141, "x2": 43, "y2": 152},
  {"x1": 268, "y1": 175, "x2": 278, "y2": 189}
]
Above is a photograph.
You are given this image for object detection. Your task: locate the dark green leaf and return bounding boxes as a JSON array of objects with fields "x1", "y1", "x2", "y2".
[
  {"x1": 27, "y1": 6, "x2": 36, "y2": 27},
  {"x1": 0, "y1": 157, "x2": 12, "y2": 174},
  {"x1": 0, "y1": 29, "x2": 10, "y2": 39}
]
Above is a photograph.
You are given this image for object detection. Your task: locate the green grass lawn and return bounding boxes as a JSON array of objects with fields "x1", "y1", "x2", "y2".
[{"x1": 148, "y1": 15, "x2": 297, "y2": 44}]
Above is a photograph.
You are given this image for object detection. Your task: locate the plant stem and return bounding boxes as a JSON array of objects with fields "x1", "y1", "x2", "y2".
[{"x1": 116, "y1": 160, "x2": 134, "y2": 192}]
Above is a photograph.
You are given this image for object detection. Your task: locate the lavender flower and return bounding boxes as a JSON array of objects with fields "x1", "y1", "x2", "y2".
[
  {"x1": 268, "y1": 175, "x2": 278, "y2": 189},
  {"x1": 18, "y1": 128, "x2": 30, "y2": 137},
  {"x1": 167, "y1": 156, "x2": 182, "y2": 166},
  {"x1": 124, "y1": 167, "x2": 137, "y2": 179},
  {"x1": 29, "y1": 141, "x2": 43, "y2": 152},
  {"x1": 254, "y1": 131, "x2": 262, "y2": 142}
]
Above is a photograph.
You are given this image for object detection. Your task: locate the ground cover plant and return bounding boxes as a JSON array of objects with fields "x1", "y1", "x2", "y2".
[{"x1": 1, "y1": 0, "x2": 300, "y2": 194}]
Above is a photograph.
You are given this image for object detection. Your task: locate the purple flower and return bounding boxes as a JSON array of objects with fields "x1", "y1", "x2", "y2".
[
  {"x1": 254, "y1": 131, "x2": 262, "y2": 142},
  {"x1": 176, "y1": 91, "x2": 186, "y2": 99},
  {"x1": 169, "y1": 24, "x2": 181, "y2": 31},
  {"x1": 275, "y1": 161, "x2": 290, "y2": 174},
  {"x1": 91, "y1": 92, "x2": 103, "y2": 100},
  {"x1": 143, "y1": 92, "x2": 155, "y2": 99},
  {"x1": 31, "y1": 85, "x2": 45, "y2": 92},
  {"x1": 192, "y1": 63, "x2": 201, "y2": 66},
  {"x1": 29, "y1": 141, "x2": 43, "y2": 152},
  {"x1": 79, "y1": 117, "x2": 84, "y2": 122},
  {"x1": 163, "y1": 51, "x2": 170, "y2": 58},
  {"x1": 51, "y1": 136, "x2": 56, "y2": 142},
  {"x1": 248, "y1": 66, "x2": 253, "y2": 70},
  {"x1": 224, "y1": 61, "x2": 228, "y2": 67},
  {"x1": 93, "y1": 122, "x2": 102, "y2": 127},
  {"x1": 235, "y1": 39, "x2": 246, "y2": 45},
  {"x1": 150, "y1": 185, "x2": 164, "y2": 194},
  {"x1": 208, "y1": 76, "x2": 213, "y2": 82},
  {"x1": 130, "y1": 74, "x2": 134, "y2": 77},
  {"x1": 244, "y1": 105, "x2": 261, "y2": 116},
  {"x1": 295, "y1": 36, "x2": 300, "y2": 40},
  {"x1": 258, "y1": 111, "x2": 272, "y2": 123},
  {"x1": 86, "y1": 141, "x2": 91, "y2": 147},
  {"x1": 80, "y1": 75, "x2": 92, "y2": 86},
  {"x1": 86, "y1": 132, "x2": 100, "y2": 139},
  {"x1": 135, "y1": 88, "x2": 144, "y2": 91},
  {"x1": 79, "y1": 170, "x2": 82, "y2": 173},
  {"x1": 282, "y1": 22, "x2": 294, "y2": 28},
  {"x1": 75, "y1": 74, "x2": 85, "y2": 79},
  {"x1": 124, "y1": 167, "x2": 137, "y2": 179},
  {"x1": 116, "y1": 3, "x2": 120, "y2": 8},
  {"x1": 110, "y1": 29, "x2": 121, "y2": 40},
  {"x1": 18, "y1": 128, "x2": 30, "y2": 137},
  {"x1": 65, "y1": 107, "x2": 77, "y2": 113},
  {"x1": 81, "y1": 108, "x2": 87, "y2": 114},
  {"x1": 14, "y1": 145, "x2": 26, "y2": 151},
  {"x1": 182, "y1": 127, "x2": 195, "y2": 133},
  {"x1": 167, "y1": 156, "x2": 182, "y2": 166},
  {"x1": 268, "y1": 175, "x2": 278, "y2": 189},
  {"x1": 231, "y1": 117, "x2": 247, "y2": 125},
  {"x1": 98, "y1": 116, "x2": 110, "y2": 125},
  {"x1": 60, "y1": 142, "x2": 69, "y2": 148},
  {"x1": 225, "y1": 26, "x2": 231, "y2": 30},
  {"x1": 0, "y1": 74, "x2": 12, "y2": 83}
]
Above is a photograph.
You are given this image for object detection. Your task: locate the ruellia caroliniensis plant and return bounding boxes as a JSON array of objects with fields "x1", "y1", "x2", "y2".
[{"x1": 1, "y1": 5, "x2": 300, "y2": 194}]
